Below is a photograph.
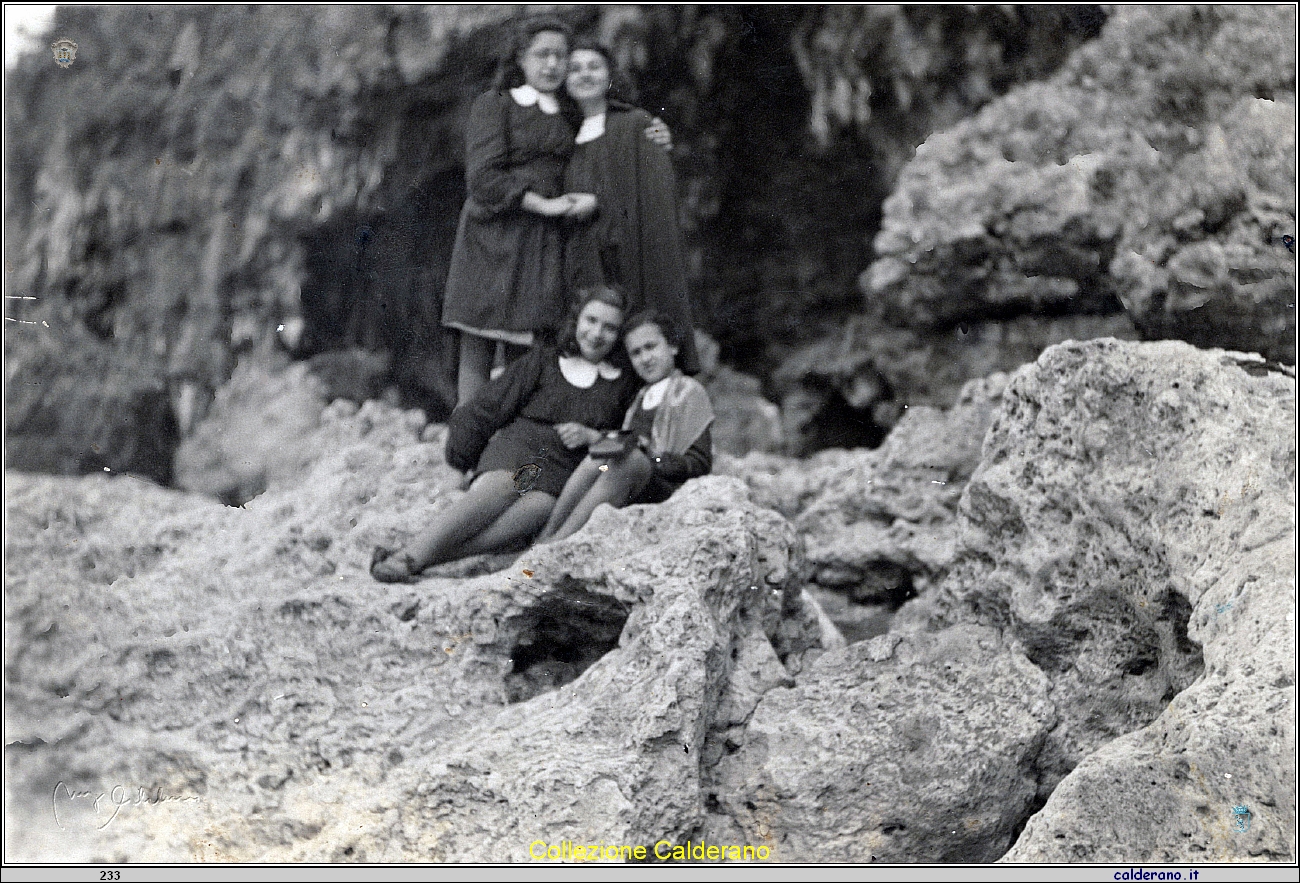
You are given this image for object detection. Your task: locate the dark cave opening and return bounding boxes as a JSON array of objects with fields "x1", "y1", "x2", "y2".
[{"x1": 503, "y1": 586, "x2": 631, "y2": 705}]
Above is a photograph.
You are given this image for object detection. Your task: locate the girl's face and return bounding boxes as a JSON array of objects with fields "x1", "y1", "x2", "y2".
[
  {"x1": 625, "y1": 323, "x2": 679, "y2": 384},
  {"x1": 566, "y1": 49, "x2": 612, "y2": 104},
  {"x1": 575, "y1": 299, "x2": 624, "y2": 363},
  {"x1": 519, "y1": 30, "x2": 568, "y2": 94}
]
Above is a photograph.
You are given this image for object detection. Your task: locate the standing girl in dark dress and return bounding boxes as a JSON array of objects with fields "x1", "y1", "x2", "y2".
[
  {"x1": 441, "y1": 16, "x2": 598, "y2": 406},
  {"x1": 562, "y1": 41, "x2": 701, "y2": 374},
  {"x1": 372, "y1": 286, "x2": 636, "y2": 582}
]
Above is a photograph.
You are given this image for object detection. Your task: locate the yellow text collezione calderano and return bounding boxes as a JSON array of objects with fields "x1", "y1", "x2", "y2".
[{"x1": 529, "y1": 839, "x2": 773, "y2": 862}]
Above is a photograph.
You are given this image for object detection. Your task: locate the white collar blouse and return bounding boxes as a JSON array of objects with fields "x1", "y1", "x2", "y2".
[
  {"x1": 510, "y1": 84, "x2": 560, "y2": 116},
  {"x1": 558, "y1": 355, "x2": 622, "y2": 388}
]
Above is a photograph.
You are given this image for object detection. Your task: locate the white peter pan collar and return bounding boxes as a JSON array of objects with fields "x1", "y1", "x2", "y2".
[
  {"x1": 575, "y1": 113, "x2": 607, "y2": 144},
  {"x1": 559, "y1": 355, "x2": 622, "y2": 388},
  {"x1": 510, "y1": 85, "x2": 560, "y2": 115},
  {"x1": 641, "y1": 376, "x2": 672, "y2": 410}
]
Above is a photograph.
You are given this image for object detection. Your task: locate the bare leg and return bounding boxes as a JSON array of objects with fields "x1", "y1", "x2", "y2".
[
  {"x1": 544, "y1": 450, "x2": 653, "y2": 543},
  {"x1": 456, "y1": 333, "x2": 495, "y2": 406},
  {"x1": 376, "y1": 471, "x2": 519, "y2": 579},
  {"x1": 458, "y1": 491, "x2": 557, "y2": 556},
  {"x1": 536, "y1": 457, "x2": 604, "y2": 542}
]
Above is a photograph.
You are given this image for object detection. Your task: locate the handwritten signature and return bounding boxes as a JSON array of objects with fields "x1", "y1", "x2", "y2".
[{"x1": 52, "y1": 781, "x2": 201, "y2": 830}]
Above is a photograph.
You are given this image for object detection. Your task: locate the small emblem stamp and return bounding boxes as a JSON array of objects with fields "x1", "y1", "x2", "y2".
[
  {"x1": 51, "y1": 38, "x2": 77, "y2": 68},
  {"x1": 1231, "y1": 804, "x2": 1252, "y2": 833}
]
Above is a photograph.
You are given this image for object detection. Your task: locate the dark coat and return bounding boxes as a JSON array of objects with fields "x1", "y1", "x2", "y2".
[{"x1": 564, "y1": 103, "x2": 701, "y2": 374}]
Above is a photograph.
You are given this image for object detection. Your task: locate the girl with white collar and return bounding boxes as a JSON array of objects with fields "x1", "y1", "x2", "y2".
[
  {"x1": 373, "y1": 286, "x2": 636, "y2": 582},
  {"x1": 561, "y1": 39, "x2": 701, "y2": 375},
  {"x1": 441, "y1": 15, "x2": 598, "y2": 406},
  {"x1": 536, "y1": 311, "x2": 714, "y2": 544}
]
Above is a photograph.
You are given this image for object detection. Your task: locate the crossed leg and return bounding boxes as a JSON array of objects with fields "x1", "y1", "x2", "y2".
[
  {"x1": 536, "y1": 456, "x2": 605, "y2": 542},
  {"x1": 457, "y1": 487, "x2": 556, "y2": 557},
  {"x1": 537, "y1": 450, "x2": 654, "y2": 544}
]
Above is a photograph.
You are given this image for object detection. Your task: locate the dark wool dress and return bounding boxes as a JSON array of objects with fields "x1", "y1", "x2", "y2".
[
  {"x1": 442, "y1": 91, "x2": 575, "y2": 344},
  {"x1": 445, "y1": 346, "x2": 637, "y2": 497},
  {"x1": 563, "y1": 103, "x2": 701, "y2": 374}
]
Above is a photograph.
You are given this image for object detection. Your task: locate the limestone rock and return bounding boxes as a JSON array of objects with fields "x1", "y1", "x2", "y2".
[
  {"x1": 404, "y1": 478, "x2": 806, "y2": 861},
  {"x1": 867, "y1": 6, "x2": 1296, "y2": 361},
  {"x1": 173, "y1": 355, "x2": 330, "y2": 504},
  {"x1": 1112, "y1": 98, "x2": 1297, "y2": 363},
  {"x1": 704, "y1": 365, "x2": 786, "y2": 457},
  {"x1": 5, "y1": 393, "x2": 829, "y2": 861},
  {"x1": 911, "y1": 339, "x2": 1295, "y2": 861},
  {"x1": 721, "y1": 373, "x2": 1005, "y2": 612},
  {"x1": 773, "y1": 312, "x2": 1138, "y2": 445},
  {"x1": 712, "y1": 625, "x2": 1056, "y2": 862}
]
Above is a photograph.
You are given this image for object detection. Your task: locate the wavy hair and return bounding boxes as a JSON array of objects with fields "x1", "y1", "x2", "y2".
[
  {"x1": 559, "y1": 285, "x2": 628, "y2": 364},
  {"x1": 623, "y1": 309, "x2": 685, "y2": 355}
]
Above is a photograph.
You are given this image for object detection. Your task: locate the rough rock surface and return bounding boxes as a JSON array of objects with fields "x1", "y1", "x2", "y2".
[
  {"x1": 905, "y1": 339, "x2": 1296, "y2": 861},
  {"x1": 7, "y1": 336, "x2": 1294, "y2": 864},
  {"x1": 867, "y1": 6, "x2": 1296, "y2": 362},
  {"x1": 712, "y1": 626, "x2": 1055, "y2": 863},
  {"x1": 5, "y1": 398, "x2": 835, "y2": 862},
  {"x1": 773, "y1": 312, "x2": 1138, "y2": 453},
  {"x1": 172, "y1": 356, "x2": 330, "y2": 504},
  {"x1": 402, "y1": 480, "x2": 808, "y2": 861},
  {"x1": 718, "y1": 373, "x2": 1005, "y2": 638}
]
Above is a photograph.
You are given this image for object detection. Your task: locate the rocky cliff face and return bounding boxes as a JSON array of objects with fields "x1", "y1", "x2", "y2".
[
  {"x1": 868, "y1": 6, "x2": 1295, "y2": 349},
  {"x1": 7, "y1": 339, "x2": 1293, "y2": 863},
  {"x1": 5, "y1": 5, "x2": 1104, "y2": 480},
  {"x1": 779, "y1": 6, "x2": 1295, "y2": 451}
]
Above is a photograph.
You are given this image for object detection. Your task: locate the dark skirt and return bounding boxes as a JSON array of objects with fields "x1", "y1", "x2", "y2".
[
  {"x1": 476, "y1": 417, "x2": 583, "y2": 498},
  {"x1": 442, "y1": 204, "x2": 565, "y2": 341}
]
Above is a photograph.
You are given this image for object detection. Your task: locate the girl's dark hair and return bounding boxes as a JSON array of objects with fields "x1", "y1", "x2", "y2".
[
  {"x1": 623, "y1": 310, "x2": 684, "y2": 353},
  {"x1": 493, "y1": 14, "x2": 573, "y2": 91},
  {"x1": 572, "y1": 39, "x2": 631, "y2": 101},
  {"x1": 559, "y1": 38, "x2": 634, "y2": 128},
  {"x1": 559, "y1": 285, "x2": 628, "y2": 361}
]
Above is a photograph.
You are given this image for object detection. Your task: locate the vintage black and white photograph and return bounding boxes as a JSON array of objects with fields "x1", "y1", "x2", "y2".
[{"x1": 4, "y1": 3, "x2": 1296, "y2": 868}]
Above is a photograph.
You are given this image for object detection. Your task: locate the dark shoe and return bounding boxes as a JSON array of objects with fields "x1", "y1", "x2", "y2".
[{"x1": 370, "y1": 546, "x2": 421, "y2": 584}]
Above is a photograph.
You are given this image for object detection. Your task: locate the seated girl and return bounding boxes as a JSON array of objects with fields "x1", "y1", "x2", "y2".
[
  {"x1": 371, "y1": 286, "x2": 635, "y2": 582},
  {"x1": 535, "y1": 311, "x2": 713, "y2": 544}
]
